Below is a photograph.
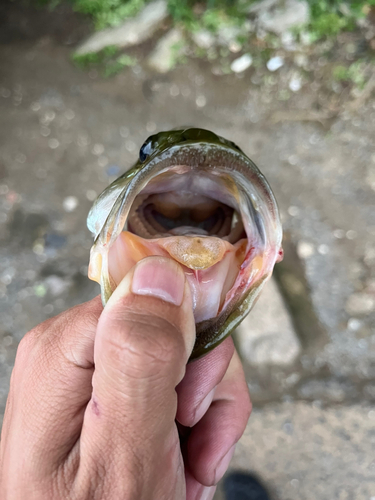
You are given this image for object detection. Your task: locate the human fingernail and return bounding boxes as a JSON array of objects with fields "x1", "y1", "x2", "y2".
[
  {"x1": 214, "y1": 444, "x2": 236, "y2": 484},
  {"x1": 132, "y1": 257, "x2": 185, "y2": 306}
]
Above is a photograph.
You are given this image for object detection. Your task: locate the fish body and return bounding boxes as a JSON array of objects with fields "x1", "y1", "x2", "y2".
[{"x1": 87, "y1": 128, "x2": 282, "y2": 359}]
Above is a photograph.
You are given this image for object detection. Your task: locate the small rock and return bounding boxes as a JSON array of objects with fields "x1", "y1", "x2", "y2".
[
  {"x1": 230, "y1": 54, "x2": 253, "y2": 73},
  {"x1": 297, "y1": 241, "x2": 314, "y2": 259},
  {"x1": 247, "y1": 0, "x2": 278, "y2": 14},
  {"x1": 192, "y1": 30, "x2": 215, "y2": 49},
  {"x1": 347, "y1": 318, "x2": 363, "y2": 331},
  {"x1": 267, "y1": 56, "x2": 284, "y2": 72},
  {"x1": 345, "y1": 293, "x2": 375, "y2": 316},
  {"x1": 147, "y1": 29, "x2": 184, "y2": 73},
  {"x1": 234, "y1": 277, "x2": 301, "y2": 366},
  {"x1": 289, "y1": 72, "x2": 302, "y2": 92},
  {"x1": 63, "y1": 196, "x2": 79, "y2": 212},
  {"x1": 75, "y1": 0, "x2": 168, "y2": 55},
  {"x1": 258, "y1": 0, "x2": 309, "y2": 36}
]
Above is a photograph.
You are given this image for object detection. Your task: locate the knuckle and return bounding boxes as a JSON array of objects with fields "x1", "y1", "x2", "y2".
[
  {"x1": 105, "y1": 310, "x2": 185, "y2": 378},
  {"x1": 16, "y1": 328, "x2": 38, "y2": 363}
]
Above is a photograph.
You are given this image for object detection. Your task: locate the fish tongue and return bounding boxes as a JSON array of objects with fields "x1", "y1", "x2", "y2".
[
  {"x1": 157, "y1": 235, "x2": 230, "y2": 270},
  {"x1": 108, "y1": 231, "x2": 239, "y2": 323}
]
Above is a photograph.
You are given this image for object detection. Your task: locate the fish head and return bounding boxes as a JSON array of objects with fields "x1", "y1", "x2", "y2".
[{"x1": 87, "y1": 128, "x2": 283, "y2": 359}]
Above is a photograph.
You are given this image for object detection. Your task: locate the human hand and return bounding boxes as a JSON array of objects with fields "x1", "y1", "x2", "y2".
[{"x1": 0, "y1": 257, "x2": 251, "y2": 500}]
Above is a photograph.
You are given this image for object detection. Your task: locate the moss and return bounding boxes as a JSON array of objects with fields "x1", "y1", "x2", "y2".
[
  {"x1": 332, "y1": 60, "x2": 368, "y2": 89},
  {"x1": 72, "y1": 45, "x2": 119, "y2": 68}
]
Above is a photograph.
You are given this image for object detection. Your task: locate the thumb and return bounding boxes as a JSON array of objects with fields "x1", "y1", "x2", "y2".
[{"x1": 78, "y1": 257, "x2": 195, "y2": 495}]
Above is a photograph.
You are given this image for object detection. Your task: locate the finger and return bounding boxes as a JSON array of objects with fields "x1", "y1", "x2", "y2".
[
  {"x1": 185, "y1": 350, "x2": 251, "y2": 487},
  {"x1": 176, "y1": 337, "x2": 234, "y2": 427},
  {"x1": 185, "y1": 467, "x2": 216, "y2": 500},
  {"x1": 78, "y1": 257, "x2": 195, "y2": 498},
  {"x1": 0, "y1": 297, "x2": 102, "y2": 478}
]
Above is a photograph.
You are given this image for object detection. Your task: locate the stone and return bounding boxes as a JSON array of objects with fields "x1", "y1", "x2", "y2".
[
  {"x1": 345, "y1": 293, "x2": 375, "y2": 315},
  {"x1": 258, "y1": 0, "x2": 309, "y2": 36},
  {"x1": 192, "y1": 30, "x2": 215, "y2": 49},
  {"x1": 147, "y1": 28, "x2": 184, "y2": 73},
  {"x1": 63, "y1": 196, "x2": 78, "y2": 212},
  {"x1": 266, "y1": 55, "x2": 284, "y2": 72},
  {"x1": 247, "y1": 0, "x2": 278, "y2": 14},
  {"x1": 230, "y1": 54, "x2": 253, "y2": 73},
  {"x1": 234, "y1": 277, "x2": 301, "y2": 366},
  {"x1": 296, "y1": 240, "x2": 314, "y2": 259},
  {"x1": 289, "y1": 72, "x2": 302, "y2": 92},
  {"x1": 75, "y1": 0, "x2": 168, "y2": 55}
]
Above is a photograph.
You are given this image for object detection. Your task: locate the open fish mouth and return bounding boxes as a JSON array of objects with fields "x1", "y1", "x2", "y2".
[{"x1": 87, "y1": 128, "x2": 283, "y2": 359}]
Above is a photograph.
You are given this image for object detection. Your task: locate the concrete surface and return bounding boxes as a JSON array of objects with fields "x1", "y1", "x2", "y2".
[
  {"x1": 216, "y1": 402, "x2": 375, "y2": 500},
  {"x1": 234, "y1": 277, "x2": 301, "y2": 366}
]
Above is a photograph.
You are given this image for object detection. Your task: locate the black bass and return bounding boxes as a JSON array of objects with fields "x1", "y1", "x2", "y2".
[{"x1": 87, "y1": 128, "x2": 283, "y2": 359}]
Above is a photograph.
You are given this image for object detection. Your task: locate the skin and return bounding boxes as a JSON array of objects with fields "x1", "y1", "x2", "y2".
[{"x1": 0, "y1": 257, "x2": 251, "y2": 500}]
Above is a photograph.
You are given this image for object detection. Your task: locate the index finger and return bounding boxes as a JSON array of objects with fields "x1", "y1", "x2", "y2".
[{"x1": 1, "y1": 297, "x2": 102, "y2": 478}]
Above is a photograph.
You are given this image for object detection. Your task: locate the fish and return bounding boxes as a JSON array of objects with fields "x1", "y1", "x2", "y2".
[{"x1": 87, "y1": 128, "x2": 283, "y2": 359}]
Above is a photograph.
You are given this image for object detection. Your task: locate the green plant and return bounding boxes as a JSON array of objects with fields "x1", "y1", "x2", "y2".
[
  {"x1": 306, "y1": 0, "x2": 373, "y2": 40},
  {"x1": 72, "y1": 45, "x2": 119, "y2": 68},
  {"x1": 72, "y1": 0, "x2": 147, "y2": 29},
  {"x1": 332, "y1": 60, "x2": 368, "y2": 88},
  {"x1": 103, "y1": 54, "x2": 138, "y2": 77}
]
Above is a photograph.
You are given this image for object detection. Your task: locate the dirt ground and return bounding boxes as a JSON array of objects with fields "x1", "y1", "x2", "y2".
[{"x1": 0, "y1": 2, "x2": 374, "y2": 498}]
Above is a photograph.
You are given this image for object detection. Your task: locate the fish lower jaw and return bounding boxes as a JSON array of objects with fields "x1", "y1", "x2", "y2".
[{"x1": 105, "y1": 231, "x2": 249, "y2": 323}]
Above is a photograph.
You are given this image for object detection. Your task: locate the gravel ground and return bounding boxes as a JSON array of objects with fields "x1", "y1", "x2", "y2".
[{"x1": 0, "y1": 2, "x2": 374, "y2": 497}]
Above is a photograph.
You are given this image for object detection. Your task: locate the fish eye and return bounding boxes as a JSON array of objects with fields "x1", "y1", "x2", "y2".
[{"x1": 139, "y1": 139, "x2": 153, "y2": 162}]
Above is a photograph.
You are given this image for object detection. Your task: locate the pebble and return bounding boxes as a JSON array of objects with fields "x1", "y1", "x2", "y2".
[
  {"x1": 345, "y1": 293, "x2": 375, "y2": 316},
  {"x1": 192, "y1": 30, "x2": 215, "y2": 49},
  {"x1": 347, "y1": 318, "x2": 363, "y2": 331},
  {"x1": 196, "y1": 95, "x2": 207, "y2": 108},
  {"x1": 267, "y1": 56, "x2": 284, "y2": 72},
  {"x1": 297, "y1": 241, "x2": 315, "y2": 259},
  {"x1": 318, "y1": 244, "x2": 329, "y2": 255},
  {"x1": 257, "y1": 0, "x2": 309, "y2": 35},
  {"x1": 147, "y1": 28, "x2": 184, "y2": 73},
  {"x1": 48, "y1": 138, "x2": 59, "y2": 149},
  {"x1": 289, "y1": 74, "x2": 302, "y2": 92},
  {"x1": 230, "y1": 54, "x2": 253, "y2": 73},
  {"x1": 75, "y1": 0, "x2": 168, "y2": 55},
  {"x1": 63, "y1": 196, "x2": 79, "y2": 212}
]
